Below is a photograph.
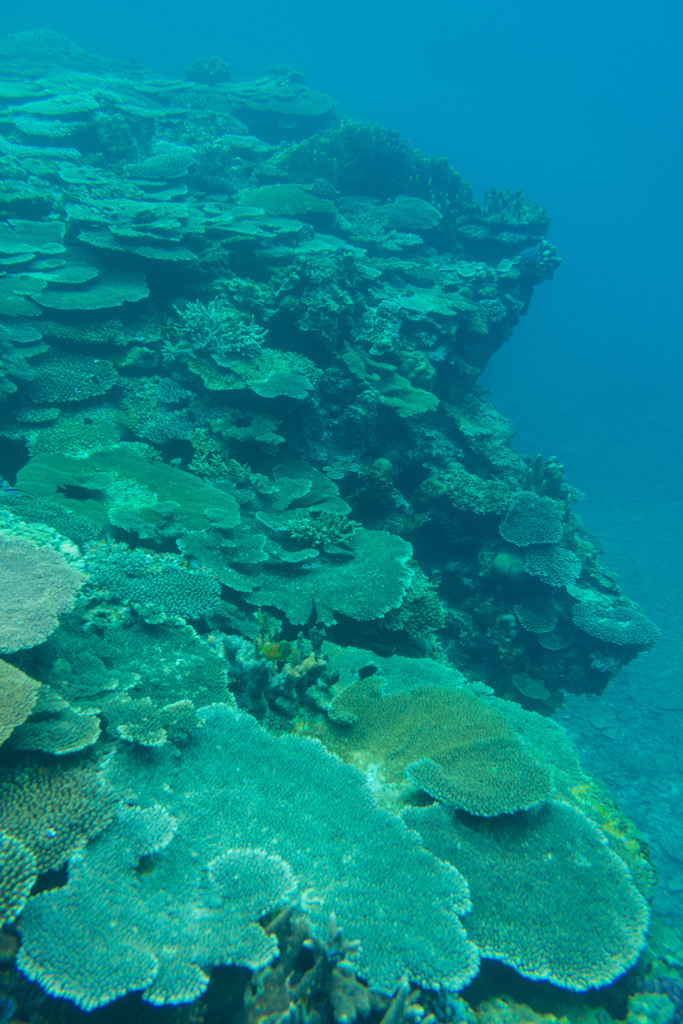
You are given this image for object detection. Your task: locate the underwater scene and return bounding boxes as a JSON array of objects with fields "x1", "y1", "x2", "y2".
[{"x1": 0, "y1": 7, "x2": 681, "y2": 1024}]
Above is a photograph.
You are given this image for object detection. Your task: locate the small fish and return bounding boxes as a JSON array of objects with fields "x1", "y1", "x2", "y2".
[
  {"x1": 260, "y1": 641, "x2": 296, "y2": 665},
  {"x1": 2, "y1": 486, "x2": 31, "y2": 499},
  {"x1": 304, "y1": 597, "x2": 318, "y2": 631}
]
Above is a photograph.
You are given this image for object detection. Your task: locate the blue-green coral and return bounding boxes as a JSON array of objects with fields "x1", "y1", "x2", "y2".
[
  {"x1": 19, "y1": 704, "x2": 479, "y2": 1008},
  {"x1": 405, "y1": 800, "x2": 649, "y2": 991}
]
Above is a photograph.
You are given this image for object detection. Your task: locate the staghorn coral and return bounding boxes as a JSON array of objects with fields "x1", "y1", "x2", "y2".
[
  {"x1": 168, "y1": 298, "x2": 266, "y2": 359},
  {"x1": 406, "y1": 800, "x2": 649, "y2": 990},
  {"x1": 0, "y1": 532, "x2": 86, "y2": 653},
  {"x1": 287, "y1": 509, "x2": 359, "y2": 550}
]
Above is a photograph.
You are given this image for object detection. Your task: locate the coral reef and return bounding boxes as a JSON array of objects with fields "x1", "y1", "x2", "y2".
[
  {"x1": 0, "y1": 661, "x2": 40, "y2": 746},
  {"x1": 0, "y1": 761, "x2": 115, "y2": 872},
  {"x1": 0, "y1": 29, "x2": 664, "y2": 1024},
  {"x1": 306, "y1": 674, "x2": 555, "y2": 815}
]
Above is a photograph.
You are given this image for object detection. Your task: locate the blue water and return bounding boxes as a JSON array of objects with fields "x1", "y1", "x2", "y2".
[{"x1": 1, "y1": 0, "x2": 681, "y2": 996}]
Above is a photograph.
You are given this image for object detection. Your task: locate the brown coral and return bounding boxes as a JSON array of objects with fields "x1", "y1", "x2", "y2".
[
  {"x1": 309, "y1": 677, "x2": 553, "y2": 815},
  {"x1": 0, "y1": 534, "x2": 86, "y2": 653},
  {"x1": 0, "y1": 762, "x2": 115, "y2": 872},
  {"x1": 0, "y1": 659, "x2": 41, "y2": 746}
]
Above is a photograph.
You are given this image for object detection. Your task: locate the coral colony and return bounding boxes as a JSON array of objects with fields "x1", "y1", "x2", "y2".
[{"x1": 0, "y1": 28, "x2": 674, "y2": 1024}]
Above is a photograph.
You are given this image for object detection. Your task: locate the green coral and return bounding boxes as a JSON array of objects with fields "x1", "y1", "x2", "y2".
[
  {"x1": 85, "y1": 541, "x2": 221, "y2": 621},
  {"x1": 571, "y1": 597, "x2": 660, "y2": 648},
  {"x1": 20, "y1": 611, "x2": 230, "y2": 743},
  {"x1": 24, "y1": 353, "x2": 117, "y2": 404},
  {"x1": 20, "y1": 704, "x2": 478, "y2": 1008},
  {"x1": 406, "y1": 800, "x2": 649, "y2": 990},
  {"x1": 0, "y1": 762, "x2": 115, "y2": 873},
  {"x1": 310, "y1": 675, "x2": 553, "y2": 815},
  {"x1": 33, "y1": 270, "x2": 149, "y2": 310},
  {"x1": 499, "y1": 492, "x2": 565, "y2": 546},
  {"x1": 246, "y1": 527, "x2": 414, "y2": 626},
  {"x1": 0, "y1": 832, "x2": 37, "y2": 926},
  {"x1": 287, "y1": 509, "x2": 359, "y2": 550},
  {"x1": 166, "y1": 298, "x2": 266, "y2": 360},
  {"x1": 8, "y1": 685, "x2": 100, "y2": 755},
  {"x1": 524, "y1": 545, "x2": 582, "y2": 587},
  {"x1": 238, "y1": 183, "x2": 336, "y2": 218},
  {"x1": 16, "y1": 445, "x2": 241, "y2": 538}
]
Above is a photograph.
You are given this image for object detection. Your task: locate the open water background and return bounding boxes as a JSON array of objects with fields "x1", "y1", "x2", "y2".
[{"x1": 1, "y1": 0, "x2": 681, "y2": 929}]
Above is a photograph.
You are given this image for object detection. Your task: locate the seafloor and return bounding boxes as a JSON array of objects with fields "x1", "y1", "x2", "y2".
[{"x1": 0, "y1": 28, "x2": 680, "y2": 1024}]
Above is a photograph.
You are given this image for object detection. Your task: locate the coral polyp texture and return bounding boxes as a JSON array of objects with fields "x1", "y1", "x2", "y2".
[
  {"x1": 405, "y1": 801, "x2": 650, "y2": 991},
  {"x1": 307, "y1": 673, "x2": 555, "y2": 815},
  {"x1": 19, "y1": 705, "x2": 479, "y2": 1008},
  {"x1": 0, "y1": 28, "x2": 660, "y2": 1024},
  {"x1": 0, "y1": 527, "x2": 86, "y2": 653},
  {"x1": 0, "y1": 660, "x2": 41, "y2": 746}
]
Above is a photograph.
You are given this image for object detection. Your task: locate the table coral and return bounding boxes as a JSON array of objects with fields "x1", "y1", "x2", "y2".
[
  {"x1": 0, "y1": 832, "x2": 36, "y2": 927},
  {"x1": 406, "y1": 800, "x2": 649, "y2": 990},
  {"x1": 0, "y1": 660, "x2": 40, "y2": 747},
  {"x1": 19, "y1": 705, "x2": 478, "y2": 1008},
  {"x1": 0, "y1": 532, "x2": 86, "y2": 653},
  {"x1": 499, "y1": 492, "x2": 565, "y2": 547}
]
